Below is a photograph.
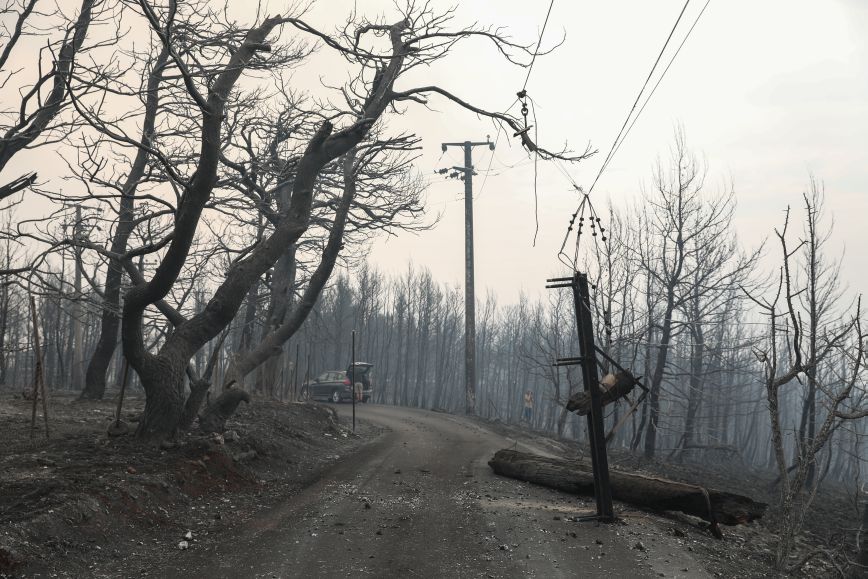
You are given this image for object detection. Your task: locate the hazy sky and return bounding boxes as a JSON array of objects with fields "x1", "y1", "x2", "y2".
[
  {"x1": 298, "y1": 0, "x2": 867, "y2": 302},
  {"x1": 6, "y1": 0, "x2": 866, "y2": 305}
]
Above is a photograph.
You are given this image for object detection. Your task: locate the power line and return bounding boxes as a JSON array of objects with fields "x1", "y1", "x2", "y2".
[
  {"x1": 586, "y1": 0, "x2": 692, "y2": 197},
  {"x1": 476, "y1": 125, "x2": 504, "y2": 199},
  {"x1": 518, "y1": 0, "x2": 556, "y2": 245},
  {"x1": 609, "y1": 0, "x2": 712, "y2": 163},
  {"x1": 522, "y1": 0, "x2": 557, "y2": 92},
  {"x1": 477, "y1": 97, "x2": 521, "y2": 198},
  {"x1": 557, "y1": 0, "x2": 710, "y2": 270}
]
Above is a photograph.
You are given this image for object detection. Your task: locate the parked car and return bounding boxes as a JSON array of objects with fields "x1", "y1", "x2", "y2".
[{"x1": 303, "y1": 363, "x2": 374, "y2": 403}]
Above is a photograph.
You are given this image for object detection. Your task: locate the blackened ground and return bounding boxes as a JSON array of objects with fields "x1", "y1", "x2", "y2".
[
  {"x1": 0, "y1": 392, "x2": 371, "y2": 578},
  {"x1": 0, "y1": 394, "x2": 857, "y2": 578}
]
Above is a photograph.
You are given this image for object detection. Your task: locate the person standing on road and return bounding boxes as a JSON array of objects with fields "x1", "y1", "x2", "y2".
[{"x1": 522, "y1": 390, "x2": 534, "y2": 425}]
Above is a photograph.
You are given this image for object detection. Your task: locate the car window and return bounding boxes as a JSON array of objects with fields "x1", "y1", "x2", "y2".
[{"x1": 315, "y1": 372, "x2": 331, "y2": 381}]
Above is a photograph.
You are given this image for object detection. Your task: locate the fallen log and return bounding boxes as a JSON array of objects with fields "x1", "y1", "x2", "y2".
[
  {"x1": 566, "y1": 371, "x2": 637, "y2": 415},
  {"x1": 488, "y1": 449, "x2": 766, "y2": 527}
]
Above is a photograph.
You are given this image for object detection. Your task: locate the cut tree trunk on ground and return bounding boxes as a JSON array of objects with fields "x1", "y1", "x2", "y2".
[
  {"x1": 566, "y1": 371, "x2": 637, "y2": 415},
  {"x1": 488, "y1": 449, "x2": 766, "y2": 526}
]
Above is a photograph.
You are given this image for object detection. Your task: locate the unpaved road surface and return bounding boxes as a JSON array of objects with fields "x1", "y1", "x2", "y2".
[{"x1": 147, "y1": 405, "x2": 707, "y2": 578}]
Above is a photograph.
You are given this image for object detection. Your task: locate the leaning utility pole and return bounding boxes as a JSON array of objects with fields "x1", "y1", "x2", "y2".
[{"x1": 440, "y1": 137, "x2": 494, "y2": 415}]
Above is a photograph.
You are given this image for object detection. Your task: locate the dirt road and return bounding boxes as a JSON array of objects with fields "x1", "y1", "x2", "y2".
[{"x1": 150, "y1": 405, "x2": 706, "y2": 578}]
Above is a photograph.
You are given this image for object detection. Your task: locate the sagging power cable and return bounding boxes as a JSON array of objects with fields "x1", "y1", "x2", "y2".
[
  {"x1": 609, "y1": 0, "x2": 712, "y2": 163},
  {"x1": 558, "y1": 0, "x2": 713, "y2": 270},
  {"x1": 586, "y1": 0, "x2": 692, "y2": 197}
]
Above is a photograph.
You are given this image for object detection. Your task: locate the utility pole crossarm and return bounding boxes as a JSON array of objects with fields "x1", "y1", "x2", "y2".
[{"x1": 441, "y1": 140, "x2": 494, "y2": 149}]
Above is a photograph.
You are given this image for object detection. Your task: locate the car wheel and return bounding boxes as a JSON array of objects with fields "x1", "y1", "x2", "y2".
[{"x1": 331, "y1": 390, "x2": 341, "y2": 403}]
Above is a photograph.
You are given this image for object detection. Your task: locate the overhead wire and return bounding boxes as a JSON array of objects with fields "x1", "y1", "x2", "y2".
[
  {"x1": 520, "y1": 0, "x2": 557, "y2": 245},
  {"x1": 609, "y1": 0, "x2": 712, "y2": 163},
  {"x1": 522, "y1": 0, "x2": 557, "y2": 93},
  {"x1": 476, "y1": 95, "x2": 521, "y2": 198},
  {"x1": 530, "y1": 96, "x2": 540, "y2": 244},
  {"x1": 557, "y1": 0, "x2": 710, "y2": 270},
  {"x1": 586, "y1": 0, "x2": 693, "y2": 197}
]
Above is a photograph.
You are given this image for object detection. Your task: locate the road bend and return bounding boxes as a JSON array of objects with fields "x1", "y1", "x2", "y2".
[{"x1": 159, "y1": 405, "x2": 700, "y2": 578}]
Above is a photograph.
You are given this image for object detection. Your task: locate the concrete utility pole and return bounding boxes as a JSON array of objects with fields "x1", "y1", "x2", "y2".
[{"x1": 440, "y1": 137, "x2": 494, "y2": 415}]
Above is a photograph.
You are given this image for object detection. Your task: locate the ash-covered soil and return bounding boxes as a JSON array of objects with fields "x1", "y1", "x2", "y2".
[
  {"x1": 0, "y1": 393, "x2": 860, "y2": 578},
  {"x1": 473, "y1": 416, "x2": 863, "y2": 578},
  {"x1": 0, "y1": 392, "x2": 375, "y2": 578}
]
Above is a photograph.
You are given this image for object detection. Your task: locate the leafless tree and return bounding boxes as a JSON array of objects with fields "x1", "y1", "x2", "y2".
[
  {"x1": 0, "y1": 0, "x2": 100, "y2": 193},
  {"x1": 747, "y1": 186, "x2": 866, "y2": 571},
  {"x1": 53, "y1": 2, "x2": 591, "y2": 440},
  {"x1": 630, "y1": 128, "x2": 750, "y2": 459}
]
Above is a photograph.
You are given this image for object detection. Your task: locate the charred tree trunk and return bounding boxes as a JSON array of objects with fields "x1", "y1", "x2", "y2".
[
  {"x1": 0, "y1": 281, "x2": 8, "y2": 385},
  {"x1": 239, "y1": 277, "x2": 262, "y2": 354},
  {"x1": 644, "y1": 296, "x2": 676, "y2": 459},
  {"x1": 682, "y1": 317, "x2": 704, "y2": 450},
  {"x1": 134, "y1": 355, "x2": 186, "y2": 440},
  {"x1": 853, "y1": 500, "x2": 868, "y2": 578},
  {"x1": 489, "y1": 449, "x2": 766, "y2": 527},
  {"x1": 230, "y1": 151, "x2": 355, "y2": 391},
  {"x1": 81, "y1": 46, "x2": 169, "y2": 400},
  {"x1": 179, "y1": 379, "x2": 211, "y2": 431}
]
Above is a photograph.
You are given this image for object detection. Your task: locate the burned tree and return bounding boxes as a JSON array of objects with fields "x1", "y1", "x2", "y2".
[
  {"x1": 630, "y1": 129, "x2": 747, "y2": 459},
  {"x1": 0, "y1": 0, "x2": 99, "y2": 189},
  {"x1": 56, "y1": 3, "x2": 591, "y2": 440},
  {"x1": 222, "y1": 136, "x2": 427, "y2": 394},
  {"x1": 747, "y1": 184, "x2": 866, "y2": 570},
  {"x1": 78, "y1": 43, "x2": 170, "y2": 400}
]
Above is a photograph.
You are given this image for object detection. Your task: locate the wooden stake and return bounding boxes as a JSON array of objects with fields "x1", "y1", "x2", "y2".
[
  {"x1": 114, "y1": 357, "x2": 130, "y2": 427},
  {"x1": 29, "y1": 296, "x2": 48, "y2": 439}
]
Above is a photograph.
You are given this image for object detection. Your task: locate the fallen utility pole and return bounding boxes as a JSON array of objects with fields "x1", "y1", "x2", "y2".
[{"x1": 440, "y1": 137, "x2": 494, "y2": 416}]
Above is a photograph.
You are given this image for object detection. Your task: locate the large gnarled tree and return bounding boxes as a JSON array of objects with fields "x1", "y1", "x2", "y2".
[{"x1": 83, "y1": 3, "x2": 589, "y2": 440}]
